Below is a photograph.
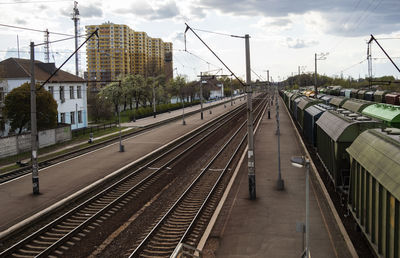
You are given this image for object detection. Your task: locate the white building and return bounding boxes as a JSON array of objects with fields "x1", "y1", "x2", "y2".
[{"x1": 0, "y1": 58, "x2": 88, "y2": 136}]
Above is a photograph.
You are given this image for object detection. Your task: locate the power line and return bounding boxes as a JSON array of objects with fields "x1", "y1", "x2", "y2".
[
  {"x1": 191, "y1": 27, "x2": 244, "y2": 39},
  {"x1": 0, "y1": 23, "x2": 73, "y2": 37},
  {"x1": 0, "y1": 0, "x2": 71, "y2": 4},
  {"x1": 336, "y1": 58, "x2": 367, "y2": 74}
]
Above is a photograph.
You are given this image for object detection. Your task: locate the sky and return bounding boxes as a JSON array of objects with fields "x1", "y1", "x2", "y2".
[{"x1": 0, "y1": 0, "x2": 399, "y2": 82}]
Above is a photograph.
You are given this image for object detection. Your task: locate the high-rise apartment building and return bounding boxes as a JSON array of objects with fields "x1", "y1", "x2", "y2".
[{"x1": 86, "y1": 22, "x2": 173, "y2": 89}]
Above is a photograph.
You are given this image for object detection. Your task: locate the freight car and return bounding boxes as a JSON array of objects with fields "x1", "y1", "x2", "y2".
[
  {"x1": 374, "y1": 90, "x2": 390, "y2": 103},
  {"x1": 329, "y1": 96, "x2": 348, "y2": 108},
  {"x1": 347, "y1": 128, "x2": 400, "y2": 258},
  {"x1": 385, "y1": 93, "x2": 400, "y2": 105},
  {"x1": 303, "y1": 104, "x2": 334, "y2": 147},
  {"x1": 362, "y1": 104, "x2": 400, "y2": 128},
  {"x1": 341, "y1": 99, "x2": 374, "y2": 113},
  {"x1": 295, "y1": 97, "x2": 323, "y2": 130},
  {"x1": 315, "y1": 110, "x2": 381, "y2": 190}
]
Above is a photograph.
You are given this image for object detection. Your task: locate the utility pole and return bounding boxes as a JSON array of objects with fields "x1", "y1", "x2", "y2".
[
  {"x1": 245, "y1": 34, "x2": 256, "y2": 200},
  {"x1": 72, "y1": 1, "x2": 80, "y2": 76},
  {"x1": 30, "y1": 42, "x2": 39, "y2": 195},
  {"x1": 314, "y1": 53, "x2": 317, "y2": 98},
  {"x1": 153, "y1": 78, "x2": 156, "y2": 118},
  {"x1": 314, "y1": 53, "x2": 328, "y2": 99},
  {"x1": 44, "y1": 29, "x2": 50, "y2": 63},
  {"x1": 200, "y1": 72, "x2": 204, "y2": 119}
]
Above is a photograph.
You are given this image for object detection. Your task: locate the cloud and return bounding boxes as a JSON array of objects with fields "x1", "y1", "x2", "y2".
[
  {"x1": 14, "y1": 18, "x2": 26, "y2": 25},
  {"x1": 286, "y1": 37, "x2": 318, "y2": 49},
  {"x1": 115, "y1": 0, "x2": 180, "y2": 20},
  {"x1": 80, "y1": 3, "x2": 103, "y2": 18},
  {"x1": 196, "y1": 0, "x2": 400, "y2": 36},
  {"x1": 59, "y1": 2, "x2": 103, "y2": 18}
]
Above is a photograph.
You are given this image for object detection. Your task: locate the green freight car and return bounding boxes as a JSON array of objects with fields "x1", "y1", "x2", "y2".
[
  {"x1": 347, "y1": 128, "x2": 400, "y2": 258},
  {"x1": 316, "y1": 110, "x2": 381, "y2": 190},
  {"x1": 341, "y1": 99, "x2": 374, "y2": 113},
  {"x1": 362, "y1": 104, "x2": 400, "y2": 128}
]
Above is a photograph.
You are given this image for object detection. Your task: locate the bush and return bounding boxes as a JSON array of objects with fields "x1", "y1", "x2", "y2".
[{"x1": 124, "y1": 100, "x2": 201, "y2": 122}]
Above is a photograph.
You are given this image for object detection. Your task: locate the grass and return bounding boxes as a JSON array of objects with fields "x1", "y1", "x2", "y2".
[{"x1": 0, "y1": 126, "x2": 134, "y2": 173}]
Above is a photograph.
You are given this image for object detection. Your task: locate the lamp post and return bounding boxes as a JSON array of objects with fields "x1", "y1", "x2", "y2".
[
  {"x1": 117, "y1": 81, "x2": 124, "y2": 152},
  {"x1": 291, "y1": 156, "x2": 310, "y2": 258}
]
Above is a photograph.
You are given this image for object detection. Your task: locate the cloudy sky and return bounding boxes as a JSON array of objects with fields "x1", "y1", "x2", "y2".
[{"x1": 0, "y1": 0, "x2": 399, "y2": 82}]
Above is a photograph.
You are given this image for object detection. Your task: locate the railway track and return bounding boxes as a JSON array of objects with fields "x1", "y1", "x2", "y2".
[
  {"x1": 0, "y1": 94, "x2": 265, "y2": 257},
  {"x1": 0, "y1": 98, "x2": 239, "y2": 184},
  {"x1": 129, "y1": 96, "x2": 267, "y2": 257}
]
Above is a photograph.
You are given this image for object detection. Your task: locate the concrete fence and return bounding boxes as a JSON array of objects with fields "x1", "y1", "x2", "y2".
[{"x1": 0, "y1": 125, "x2": 71, "y2": 158}]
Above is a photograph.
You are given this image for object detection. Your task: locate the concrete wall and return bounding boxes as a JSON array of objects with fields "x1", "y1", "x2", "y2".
[{"x1": 0, "y1": 125, "x2": 71, "y2": 159}]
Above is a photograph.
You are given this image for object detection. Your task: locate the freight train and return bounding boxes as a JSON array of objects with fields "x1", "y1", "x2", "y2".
[{"x1": 281, "y1": 89, "x2": 400, "y2": 258}]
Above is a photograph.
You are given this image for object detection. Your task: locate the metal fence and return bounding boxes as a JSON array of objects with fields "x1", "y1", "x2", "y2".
[{"x1": 71, "y1": 122, "x2": 117, "y2": 137}]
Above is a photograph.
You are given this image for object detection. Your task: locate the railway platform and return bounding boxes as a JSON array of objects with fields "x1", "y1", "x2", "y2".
[
  {"x1": 0, "y1": 96, "x2": 243, "y2": 238},
  {"x1": 201, "y1": 97, "x2": 357, "y2": 257}
]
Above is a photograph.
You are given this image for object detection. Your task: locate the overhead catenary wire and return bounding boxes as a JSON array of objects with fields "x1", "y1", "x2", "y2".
[
  {"x1": 184, "y1": 23, "x2": 246, "y2": 87},
  {"x1": 0, "y1": 0, "x2": 71, "y2": 4}
]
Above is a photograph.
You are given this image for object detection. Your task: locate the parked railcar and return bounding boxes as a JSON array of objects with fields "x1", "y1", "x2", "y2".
[
  {"x1": 357, "y1": 90, "x2": 366, "y2": 100},
  {"x1": 350, "y1": 89, "x2": 360, "y2": 98},
  {"x1": 293, "y1": 97, "x2": 304, "y2": 122},
  {"x1": 364, "y1": 91, "x2": 375, "y2": 101},
  {"x1": 385, "y1": 93, "x2": 400, "y2": 105},
  {"x1": 362, "y1": 104, "x2": 400, "y2": 128},
  {"x1": 296, "y1": 98, "x2": 323, "y2": 130},
  {"x1": 374, "y1": 90, "x2": 389, "y2": 103},
  {"x1": 344, "y1": 89, "x2": 352, "y2": 98},
  {"x1": 316, "y1": 110, "x2": 381, "y2": 189},
  {"x1": 303, "y1": 104, "x2": 334, "y2": 147},
  {"x1": 289, "y1": 94, "x2": 302, "y2": 113},
  {"x1": 341, "y1": 99, "x2": 374, "y2": 113},
  {"x1": 321, "y1": 95, "x2": 333, "y2": 105},
  {"x1": 329, "y1": 96, "x2": 348, "y2": 108},
  {"x1": 347, "y1": 128, "x2": 400, "y2": 258}
]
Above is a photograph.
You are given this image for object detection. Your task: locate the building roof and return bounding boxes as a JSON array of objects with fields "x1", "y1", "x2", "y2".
[
  {"x1": 347, "y1": 129, "x2": 400, "y2": 200},
  {"x1": 0, "y1": 58, "x2": 84, "y2": 83}
]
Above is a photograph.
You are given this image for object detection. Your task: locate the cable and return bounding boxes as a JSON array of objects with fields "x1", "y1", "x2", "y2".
[
  {"x1": 192, "y1": 27, "x2": 245, "y2": 39},
  {"x1": 0, "y1": 0, "x2": 71, "y2": 4},
  {"x1": 336, "y1": 58, "x2": 367, "y2": 74}
]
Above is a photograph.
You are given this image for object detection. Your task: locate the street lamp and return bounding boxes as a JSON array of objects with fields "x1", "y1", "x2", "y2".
[{"x1": 290, "y1": 156, "x2": 310, "y2": 258}]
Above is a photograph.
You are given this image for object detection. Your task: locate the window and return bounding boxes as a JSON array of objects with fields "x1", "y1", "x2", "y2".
[
  {"x1": 78, "y1": 111, "x2": 82, "y2": 123},
  {"x1": 60, "y1": 86, "x2": 65, "y2": 101},
  {"x1": 69, "y1": 86, "x2": 75, "y2": 99},
  {"x1": 70, "y1": 111, "x2": 75, "y2": 124},
  {"x1": 77, "y1": 86, "x2": 82, "y2": 99},
  {"x1": 48, "y1": 86, "x2": 54, "y2": 97},
  {"x1": 60, "y1": 113, "x2": 65, "y2": 123}
]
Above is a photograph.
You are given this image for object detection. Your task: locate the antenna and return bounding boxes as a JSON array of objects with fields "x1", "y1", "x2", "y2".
[
  {"x1": 71, "y1": 1, "x2": 80, "y2": 76},
  {"x1": 44, "y1": 29, "x2": 50, "y2": 63}
]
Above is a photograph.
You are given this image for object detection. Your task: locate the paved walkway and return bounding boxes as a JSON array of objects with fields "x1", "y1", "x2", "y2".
[{"x1": 203, "y1": 96, "x2": 355, "y2": 257}]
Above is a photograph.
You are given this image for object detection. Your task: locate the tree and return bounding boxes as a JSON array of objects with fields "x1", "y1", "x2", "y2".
[
  {"x1": 3, "y1": 82, "x2": 58, "y2": 134},
  {"x1": 99, "y1": 81, "x2": 124, "y2": 113},
  {"x1": 167, "y1": 76, "x2": 187, "y2": 102}
]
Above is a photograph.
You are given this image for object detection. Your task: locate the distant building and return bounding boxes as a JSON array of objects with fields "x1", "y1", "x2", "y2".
[
  {"x1": 85, "y1": 22, "x2": 173, "y2": 90},
  {"x1": 0, "y1": 58, "x2": 88, "y2": 136}
]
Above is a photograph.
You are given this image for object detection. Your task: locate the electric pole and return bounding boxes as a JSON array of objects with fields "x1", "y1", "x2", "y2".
[
  {"x1": 314, "y1": 53, "x2": 317, "y2": 99},
  {"x1": 72, "y1": 1, "x2": 80, "y2": 76},
  {"x1": 44, "y1": 29, "x2": 50, "y2": 63},
  {"x1": 245, "y1": 34, "x2": 256, "y2": 200},
  {"x1": 30, "y1": 42, "x2": 39, "y2": 195}
]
